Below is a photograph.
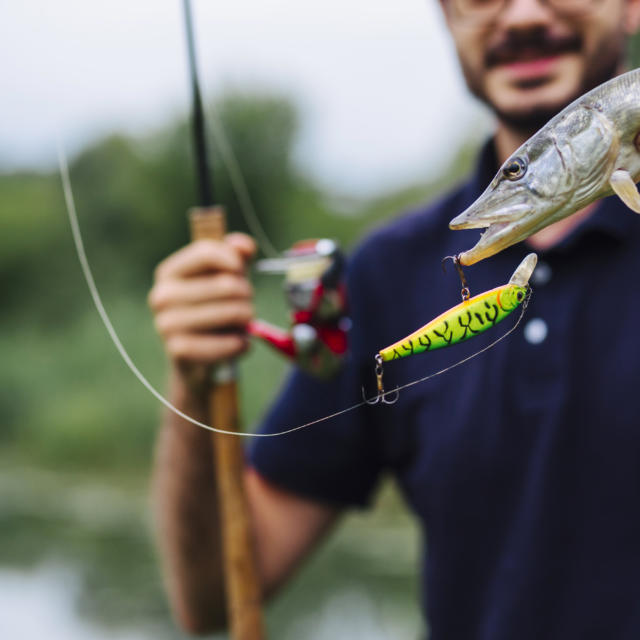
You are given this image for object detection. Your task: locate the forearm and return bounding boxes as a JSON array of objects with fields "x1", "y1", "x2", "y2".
[{"x1": 152, "y1": 364, "x2": 226, "y2": 633}]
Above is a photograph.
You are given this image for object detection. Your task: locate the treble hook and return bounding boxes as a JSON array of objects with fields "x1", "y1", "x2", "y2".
[
  {"x1": 363, "y1": 354, "x2": 399, "y2": 405},
  {"x1": 442, "y1": 254, "x2": 470, "y2": 301}
]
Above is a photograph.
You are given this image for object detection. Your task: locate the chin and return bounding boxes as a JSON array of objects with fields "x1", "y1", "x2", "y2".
[{"x1": 484, "y1": 55, "x2": 585, "y2": 131}]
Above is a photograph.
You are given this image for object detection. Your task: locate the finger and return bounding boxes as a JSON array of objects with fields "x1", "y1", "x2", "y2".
[
  {"x1": 154, "y1": 301, "x2": 254, "y2": 336},
  {"x1": 155, "y1": 240, "x2": 246, "y2": 281},
  {"x1": 149, "y1": 274, "x2": 252, "y2": 311},
  {"x1": 226, "y1": 233, "x2": 257, "y2": 261},
  {"x1": 166, "y1": 333, "x2": 250, "y2": 363}
]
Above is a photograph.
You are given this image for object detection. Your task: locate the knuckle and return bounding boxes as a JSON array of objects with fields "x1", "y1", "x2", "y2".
[
  {"x1": 196, "y1": 239, "x2": 222, "y2": 261},
  {"x1": 214, "y1": 272, "x2": 234, "y2": 293},
  {"x1": 235, "y1": 334, "x2": 251, "y2": 354},
  {"x1": 219, "y1": 273, "x2": 249, "y2": 296},
  {"x1": 237, "y1": 277, "x2": 253, "y2": 297},
  {"x1": 208, "y1": 241, "x2": 242, "y2": 271},
  {"x1": 147, "y1": 284, "x2": 166, "y2": 310},
  {"x1": 154, "y1": 312, "x2": 173, "y2": 336},
  {"x1": 198, "y1": 240, "x2": 229, "y2": 272},
  {"x1": 233, "y1": 302, "x2": 254, "y2": 324},
  {"x1": 154, "y1": 254, "x2": 177, "y2": 281},
  {"x1": 147, "y1": 287, "x2": 158, "y2": 310},
  {"x1": 153, "y1": 262, "x2": 167, "y2": 282},
  {"x1": 218, "y1": 334, "x2": 249, "y2": 359},
  {"x1": 166, "y1": 335, "x2": 189, "y2": 358}
]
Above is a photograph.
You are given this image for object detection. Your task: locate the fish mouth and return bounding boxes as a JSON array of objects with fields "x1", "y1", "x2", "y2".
[
  {"x1": 449, "y1": 202, "x2": 530, "y2": 230},
  {"x1": 450, "y1": 186, "x2": 549, "y2": 264},
  {"x1": 450, "y1": 211, "x2": 539, "y2": 266},
  {"x1": 456, "y1": 221, "x2": 518, "y2": 266}
]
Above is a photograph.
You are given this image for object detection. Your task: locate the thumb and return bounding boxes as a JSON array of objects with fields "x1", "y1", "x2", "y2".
[{"x1": 226, "y1": 232, "x2": 257, "y2": 261}]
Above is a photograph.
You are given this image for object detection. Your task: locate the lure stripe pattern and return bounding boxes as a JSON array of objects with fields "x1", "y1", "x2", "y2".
[{"x1": 379, "y1": 285, "x2": 527, "y2": 362}]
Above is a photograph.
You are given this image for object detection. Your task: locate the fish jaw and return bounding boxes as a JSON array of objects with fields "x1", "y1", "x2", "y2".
[
  {"x1": 449, "y1": 178, "x2": 534, "y2": 230},
  {"x1": 450, "y1": 186, "x2": 562, "y2": 265},
  {"x1": 449, "y1": 200, "x2": 532, "y2": 229},
  {"x1": 456, "y1": 220, "x2": 532, "y2": 265}
]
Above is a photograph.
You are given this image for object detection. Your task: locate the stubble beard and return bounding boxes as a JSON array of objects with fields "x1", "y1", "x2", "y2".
[{"x1": 459, "y1": 34, "x2": 625, "y2": 137}]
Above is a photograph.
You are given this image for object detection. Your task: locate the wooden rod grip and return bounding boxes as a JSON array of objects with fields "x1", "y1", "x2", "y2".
[
  {"x1": 188, "y1": 206, "x2": 266, "y2": 640},
  {"x1": 210, "y1": 382, "x2": 265, "y2": 640},
  {"x1": 189, "y1": 205, "x2": 227, "y2": 243}
]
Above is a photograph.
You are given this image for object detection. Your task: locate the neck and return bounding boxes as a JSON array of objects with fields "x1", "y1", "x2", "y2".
[{"x1": 493, "y1": 122, "x2": 596, "y2": 250}]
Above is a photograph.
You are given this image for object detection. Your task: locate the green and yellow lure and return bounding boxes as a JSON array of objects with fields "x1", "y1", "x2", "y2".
[
  {"x1": 379, "y1": 253, "x2": 536, "y2": 362},
  {"x1": 366, "y1": 253, "x2": 536, "y2": 404}
]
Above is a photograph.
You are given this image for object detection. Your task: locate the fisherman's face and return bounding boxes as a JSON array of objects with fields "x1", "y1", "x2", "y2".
[{"x1": 442, "y1": 0, "x2": 640, "y2": 133}]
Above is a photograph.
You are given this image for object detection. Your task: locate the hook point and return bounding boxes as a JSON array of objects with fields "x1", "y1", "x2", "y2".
[{"x1": 381, "y1": 387, "x2": 400, "y2": 405}]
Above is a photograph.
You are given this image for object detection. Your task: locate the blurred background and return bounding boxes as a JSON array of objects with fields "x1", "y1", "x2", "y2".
[{"x1": 2, "y1": 1, "x2": 639, "y2": 638}]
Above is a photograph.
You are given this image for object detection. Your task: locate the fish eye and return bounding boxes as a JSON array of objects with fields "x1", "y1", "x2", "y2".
[{"x1": 502, "y1": 157, "x2": 527, "y2": 181}]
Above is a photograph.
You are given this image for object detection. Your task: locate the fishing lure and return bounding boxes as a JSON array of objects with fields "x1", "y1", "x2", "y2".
[{"x1": 367, "y1": 253, "x2": 537, "y2": 404}]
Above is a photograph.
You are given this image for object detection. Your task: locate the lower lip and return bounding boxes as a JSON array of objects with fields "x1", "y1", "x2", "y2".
[{"x1": 499, "y1": 55, "x2": 563, "y2": 80}]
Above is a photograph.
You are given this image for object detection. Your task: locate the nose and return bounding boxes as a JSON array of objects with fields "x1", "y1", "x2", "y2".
[{"x1": 498, "y1": 0, "x2": 555, "y2": 28}]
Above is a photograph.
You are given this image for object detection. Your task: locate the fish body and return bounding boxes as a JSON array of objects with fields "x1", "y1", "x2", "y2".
[
  {"x1": 450, "y1": 69, "x2": 640, "y2": 265},
  {"x1": 378, "y1": 253, "x2": 537, "y2": 362}
]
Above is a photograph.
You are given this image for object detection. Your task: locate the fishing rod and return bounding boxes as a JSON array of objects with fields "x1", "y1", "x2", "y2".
[{"x1": 181, "y1": 1, "x2": 265, "y2": 637}]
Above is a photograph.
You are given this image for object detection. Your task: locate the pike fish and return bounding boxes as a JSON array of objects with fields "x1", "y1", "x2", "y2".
[{"x1": 449, "y1": 68, "x2": 640, "y2": 266}]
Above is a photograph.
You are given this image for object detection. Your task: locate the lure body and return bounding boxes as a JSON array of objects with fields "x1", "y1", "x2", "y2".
[
  {"x1": 379, "y1": 284, "x2": 526, "y2": 362},
  {"x1": 377, "y1": 253, "x2": 537, "y2": 364}
]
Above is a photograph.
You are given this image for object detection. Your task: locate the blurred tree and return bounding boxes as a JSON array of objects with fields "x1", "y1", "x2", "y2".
[
  {"x1": 211, "y1": 92, "x2": 299, "y2": 238},
  {"x1": 0, "y1": 87, "x2": 471, "y2": 467},
  {"x1": 0, "y1": 90, "x2": 369, "y2": 465}
]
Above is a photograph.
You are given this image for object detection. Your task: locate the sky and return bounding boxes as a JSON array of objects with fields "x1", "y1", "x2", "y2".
[{"x1": 1, "y1": 0, "x2": 493, "y2": 195}]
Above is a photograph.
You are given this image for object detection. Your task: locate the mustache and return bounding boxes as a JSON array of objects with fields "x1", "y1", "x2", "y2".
[{"x1": 485, "y1": 30, "x2": 582, "y2": 68}]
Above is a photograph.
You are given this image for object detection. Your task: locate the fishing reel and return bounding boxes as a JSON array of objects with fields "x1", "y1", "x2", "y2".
[{"x1": 247, "y1": 239, "x2": 350, "y2": 379}]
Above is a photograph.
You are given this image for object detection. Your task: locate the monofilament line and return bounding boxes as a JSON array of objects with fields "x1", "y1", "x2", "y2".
[
  {"x1": 58, "y1": 137, "x2": 359, "y2": 437},
  {"x1": 58, "y1": 137, "x2": 531, "y2": 438},
  {"x1": 206, "y1": 105, "x2": 279, "y2": 258},
  {"x1": 58, "y1": 138, "x2": 251, "y2": 437}
]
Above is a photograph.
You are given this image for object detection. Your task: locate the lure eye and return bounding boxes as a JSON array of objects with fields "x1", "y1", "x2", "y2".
[
  {"x1": 517, "y1": 290, "x2": 524, "y2": 302},
  {"x1": 502, "y1": 157, "x2": 527, "y2": 181}
]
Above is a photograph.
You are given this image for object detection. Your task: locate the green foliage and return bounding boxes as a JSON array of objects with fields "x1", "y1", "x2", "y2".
[
  {"x1": 212, "y1": 93, "x2": 300, "y2": 237},
  {"x1": 2, "y1": 89, "x2": 456, "y2": 473},
  {"x1": 0, "y1": 90, "x2": 439, "y2": 637}
]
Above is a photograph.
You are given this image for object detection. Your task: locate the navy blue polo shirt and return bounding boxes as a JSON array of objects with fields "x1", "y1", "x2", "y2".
[{"x1": 249, "y1": 141, "x2": 640, "y2": 639}]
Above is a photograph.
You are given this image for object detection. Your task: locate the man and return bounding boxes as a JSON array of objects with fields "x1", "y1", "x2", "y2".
[{"x1": 150, "y1": 0, "x2": 640, "y2": 636}]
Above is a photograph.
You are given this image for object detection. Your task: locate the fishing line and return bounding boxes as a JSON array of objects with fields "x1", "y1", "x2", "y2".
[
  {"x1": 59, "y1": 133, "x2": 531, "y2": 438},
  {"x1": 182, "y1": 0, "x2": 279, "y2": 258},
  {"x1": 205, "y1": 103, "x2": 279, "y2": 258}
]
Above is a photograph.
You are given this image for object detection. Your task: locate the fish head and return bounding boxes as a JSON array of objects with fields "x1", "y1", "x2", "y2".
[
  {"x1": 450, "y1": 97, "x2": 622, "y2": 266},
  {"x1": 450, "y1": 131, "x2": 579, "y2": 265}
]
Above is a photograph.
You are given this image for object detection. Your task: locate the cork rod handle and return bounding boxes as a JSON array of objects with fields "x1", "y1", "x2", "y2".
[{"x1": 189, "y1": 206, "x2": 266, "y2": 640}]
